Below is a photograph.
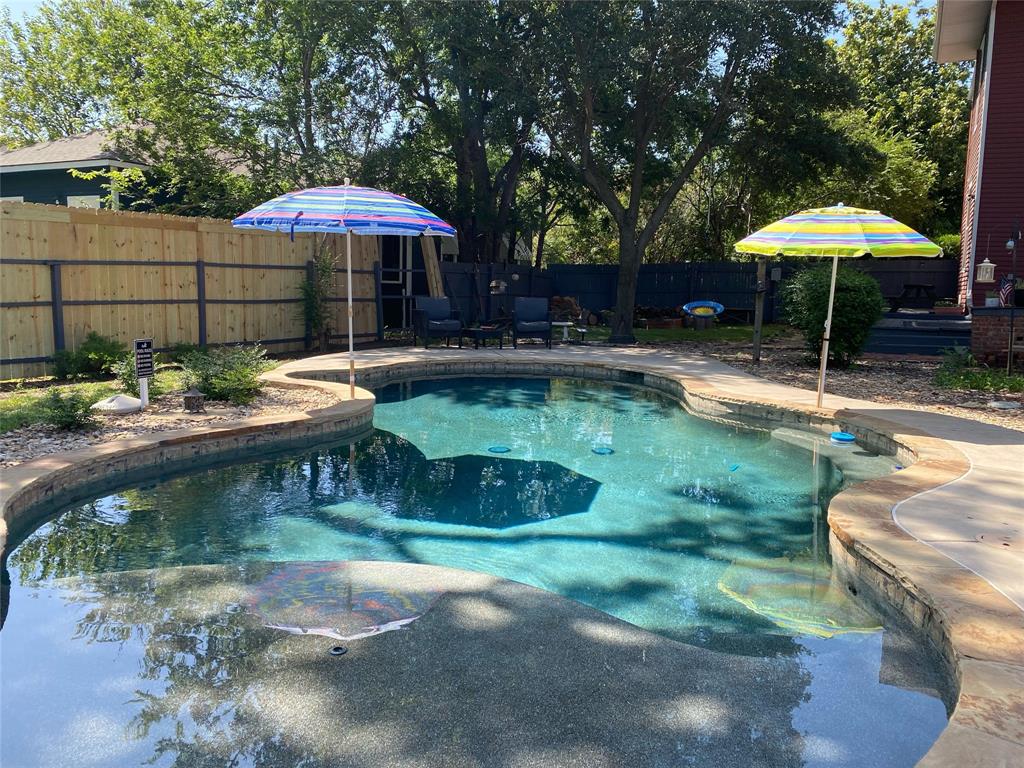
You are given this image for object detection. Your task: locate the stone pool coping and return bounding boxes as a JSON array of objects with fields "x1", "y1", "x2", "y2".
[{"x1": 2, "y1": 345, "x2": 1021, "y2": 767}]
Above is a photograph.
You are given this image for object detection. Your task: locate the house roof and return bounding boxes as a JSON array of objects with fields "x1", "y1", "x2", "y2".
[
  {"x1": 934, "y1": 0, "x2": 991, "y2": 63},
  {"x1": 0, "y1": 129, "x2": 148, "y2": 173}
]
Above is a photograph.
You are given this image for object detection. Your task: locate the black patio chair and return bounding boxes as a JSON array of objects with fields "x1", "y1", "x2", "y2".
[
  {"x1": 512, "y1": 297, "x2": 552, "y2": 349},
  {"x1": 412, "y1": 297, "x2": 463, "y2": 349}
]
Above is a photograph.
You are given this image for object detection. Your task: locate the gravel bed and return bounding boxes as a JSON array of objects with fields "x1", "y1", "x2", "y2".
[
  {"x1": 639, "y1": 337, "x2": 1024, "y2": 433},
  {"x1": 0, "y1": 385, "x2": 338, "y2": 468}
]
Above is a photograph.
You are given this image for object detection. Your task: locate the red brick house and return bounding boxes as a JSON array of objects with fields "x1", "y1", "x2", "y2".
[{"x1": 935, "y1": 0, "x2": 1023, "y2": 362}]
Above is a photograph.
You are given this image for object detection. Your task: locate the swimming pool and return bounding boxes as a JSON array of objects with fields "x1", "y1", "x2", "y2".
[{"x1": 0, "y1": 377, "x2": 950, "y2": 767}]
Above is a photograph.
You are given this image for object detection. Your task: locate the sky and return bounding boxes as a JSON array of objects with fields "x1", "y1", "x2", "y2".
[
  {"x1": 3, "y1": 0, "x2": 933, "y2": 24},
  {"x1": 3, "y1": 1, "x2": 41, "y2": 21}
]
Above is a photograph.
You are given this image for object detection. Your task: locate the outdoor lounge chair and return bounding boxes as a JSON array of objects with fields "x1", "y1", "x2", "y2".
[
  {"x1": 412, "y1": 297, "x2": 463, "y2": 349},
  {"x1": 512, "y1": 297, "x2": 552, "y2": 349}
]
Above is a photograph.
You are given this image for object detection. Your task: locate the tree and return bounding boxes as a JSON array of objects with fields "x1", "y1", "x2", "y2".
[
  {"x1": 534, "y1": 1, "x2": 844, "y2": 341},
  {"x1": 1, "y1": 0, "x2": 398, "y2": 216},
  {"x1": 787, "y1": 110, "x2": 938, "y2": 231},
  {"x1": 366, "y1": 1, "x2": 539, "y2": 263},
  {"x1": 0, "y1": 0, "x2": 126, "y2": 147},
  {"x1": 836, "y1": 1, "x2": 970, "y2": 233}
]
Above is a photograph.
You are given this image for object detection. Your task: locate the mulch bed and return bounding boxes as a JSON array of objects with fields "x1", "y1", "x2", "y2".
[
  {"x1": 0, "y1": 386, "x2": 337, "y2": 468},
  {"x1": 638, "y1": 332, "x2": 1024, "y2": 433}
]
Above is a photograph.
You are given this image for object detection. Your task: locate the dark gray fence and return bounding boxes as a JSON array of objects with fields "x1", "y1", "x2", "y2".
[
  {"x1": 547, "y1": 258, "x2": 959, "y2": 320},
  {"x1": 438, "y1": 258, "x2": 959, "y2": 325},
  {"x1": 440, "y1": 263, "x2": 553, "y2": 323},
  {"x1": 547, "y1": 262, "x2": 791, "y2": 321}
]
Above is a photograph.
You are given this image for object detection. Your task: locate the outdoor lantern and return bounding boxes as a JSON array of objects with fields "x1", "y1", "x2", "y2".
[
  {"x1": 976, "y1": 258, "x2": 996, "y2": 283},
  {"x1": 183, "y1": 388, "x2": 206, "y2": 413}
]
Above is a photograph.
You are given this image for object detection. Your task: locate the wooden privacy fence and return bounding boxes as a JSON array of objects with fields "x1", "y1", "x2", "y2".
[{"x1": 0, "y1": 202, "x2": 380, "y2": 379}]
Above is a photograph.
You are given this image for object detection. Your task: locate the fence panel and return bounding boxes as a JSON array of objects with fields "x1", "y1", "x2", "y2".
[{"x1": 0, "y1": 202, "x2": 380, "y2": 379}]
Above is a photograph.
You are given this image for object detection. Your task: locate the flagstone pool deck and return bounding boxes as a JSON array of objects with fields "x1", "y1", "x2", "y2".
[{"x1": 2, "y1": 344, "x2": 1022, "y2": 767}]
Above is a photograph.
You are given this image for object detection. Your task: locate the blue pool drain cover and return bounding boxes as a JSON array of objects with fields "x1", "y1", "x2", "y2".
[
  {"x1": 592, "y1": 446, "x2": 615, "y2": 455},
  {"x1": 830, "y1": 431, "x2": 856, "y2": 446},
  {"x1": 488, "y1": 445, "x2": 511, "y2": 454}
]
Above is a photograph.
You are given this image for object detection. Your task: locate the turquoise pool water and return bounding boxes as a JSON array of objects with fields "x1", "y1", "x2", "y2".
[{"x1": 1, "y1": 377, "x2": 950, "y2": 767}]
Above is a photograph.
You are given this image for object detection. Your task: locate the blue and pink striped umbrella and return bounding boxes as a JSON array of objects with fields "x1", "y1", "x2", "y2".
[
  {"x1": 232, "y1": 182, "x2": 456, "y2": 399},
  {"x1": 232, "y1": 184, "x2": 456, "y2": 238}
]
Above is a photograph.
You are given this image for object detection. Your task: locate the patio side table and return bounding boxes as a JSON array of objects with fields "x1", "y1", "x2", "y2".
[
  {"x1": 551, "y1": 321, "x2": 573, "y2": 342},
  {"x1": 463, "y1": 326, "x2": 506, "y2": 349}
]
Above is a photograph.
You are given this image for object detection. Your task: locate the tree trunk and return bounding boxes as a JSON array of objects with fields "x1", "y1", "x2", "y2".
[
  {"x1": 534, "y1": 225, "x2": 547, "y2": 270},
  {"x1": 610, "y1": 233, "x2": 642, "y2": 343}
]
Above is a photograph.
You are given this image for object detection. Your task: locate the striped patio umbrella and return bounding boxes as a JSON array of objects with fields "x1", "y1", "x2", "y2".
[
  {"x1": 233, "y1": 182, "x2": 455, "y2": 397},
  {"x1": 735, "y1": 205, "x2": 940, "y2": 407}
]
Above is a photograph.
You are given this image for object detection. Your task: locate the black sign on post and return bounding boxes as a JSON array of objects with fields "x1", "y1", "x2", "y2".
[{"x1": 134, "y1": 338, "x2": 155, "y2": 378}]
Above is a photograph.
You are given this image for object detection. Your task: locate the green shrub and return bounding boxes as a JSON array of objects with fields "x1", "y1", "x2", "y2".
[
  {"x1": 180, "y1": 344, "x2": 269, "y2": 405},
  {"x1": 164, "y1": 342, "x2": 203, "y2": 364},
  {"x1": 51, "y1": 349, "x2": 83, "y2": 379},
  {"x1": 783, "y1": 264, "x2": 885, "y2": 367},
  {"x1": 76, "y1": 331, "x2": 126, "y2": 373},
  {"x1": 934, "y1": 233, "x2": 961, "y2": 258},
  {"x1": 41, "y1": 389, "x2": 96, "y2": 430},
  {"x1": 936, "y1": 346, "x2": 1024, "y2": 393},
  {"x1": 51, "y1": 332, "x2": 127, "y2": 379},
  {"x1": 112, "y1": 353, "x2": 169, "y2": 397}
]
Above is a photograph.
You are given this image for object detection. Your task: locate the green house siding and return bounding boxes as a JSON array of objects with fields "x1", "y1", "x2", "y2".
[{"x1": 0, "y1": 167, "x2": 113, "y2": 206}]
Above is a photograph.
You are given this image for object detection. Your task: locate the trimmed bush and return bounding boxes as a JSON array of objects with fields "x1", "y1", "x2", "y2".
[
  {"x1": 783, "y1": 264, "x2": 885, "y2": 367},
  {"x1": 934, "y1": 233, "x2": 961, "y2": 259},
  {"x1": 41, "y1": 390, "x2": 96, "y2": 430},
  {"x1": 180, "y1": 344, "x2": 270, "y2": 405},
  {"x1": 51, "y1": 332, "x2": 127, "y2": 379},
  {"x1": 111, "y1": 353, "x2": 173, "y2": 397}
]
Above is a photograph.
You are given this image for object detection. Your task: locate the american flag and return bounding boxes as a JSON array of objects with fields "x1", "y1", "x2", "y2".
[{"x1": 999, "y1": 275, "x2": 1016, "y2": 307}]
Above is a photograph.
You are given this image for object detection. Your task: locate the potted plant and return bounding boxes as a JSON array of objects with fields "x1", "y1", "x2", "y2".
[{"x1": 933, "y1": 299, "x2": 963, "y2": 316}]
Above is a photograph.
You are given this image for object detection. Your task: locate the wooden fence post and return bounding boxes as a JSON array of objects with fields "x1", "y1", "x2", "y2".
[
  {"x1": 373, "y1": 260, "x2": 384, "y2": 342},
  {"x1": 420, "y1": 235, "x2": 444, "y2": 297},
  {"x1": 304, "y1": 259, "x2": 315, "y2": 350},
  {"x1": 49, "y1": 262, "x2": 65, "y2": 353},
  {"x1": 752, "y1": 255, "x2": 768, "y2": 365},
  {"x1": 196, "y1": 260, "x2": 207, "y2": 347}
]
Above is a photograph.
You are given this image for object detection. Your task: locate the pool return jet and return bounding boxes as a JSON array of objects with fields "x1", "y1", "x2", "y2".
[
  {"x1": 233, "y1": 180, "x2": 457, "y2": 398},
  {"x1": 735, "y1": 204, "x2": 941, "y2": 407}
]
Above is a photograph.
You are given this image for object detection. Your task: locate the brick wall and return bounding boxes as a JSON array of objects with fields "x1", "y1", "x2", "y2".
[{"x1": 971, "y1": 309, "x2": 1024, "y2": 366}]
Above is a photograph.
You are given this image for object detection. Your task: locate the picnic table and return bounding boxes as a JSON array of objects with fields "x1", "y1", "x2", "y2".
[{"x1": 888, "y1": 283, "x2": 936, "y2": 311}]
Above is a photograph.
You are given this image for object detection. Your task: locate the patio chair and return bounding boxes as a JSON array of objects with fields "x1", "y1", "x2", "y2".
[
  {"x1": 412, "y1": 297, "x2": 463, "y2": 349},
  {"x1": 512, "y1": 297, "x2": 552, "y2": 349}
]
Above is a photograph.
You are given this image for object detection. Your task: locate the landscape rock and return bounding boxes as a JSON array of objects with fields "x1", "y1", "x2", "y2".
[{"x1": 90, "y1": 394, "x2": 143, "y2": 415}]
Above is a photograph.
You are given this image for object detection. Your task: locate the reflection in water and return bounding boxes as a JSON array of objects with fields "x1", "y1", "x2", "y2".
[
  {"x1": 248, "y1": 561, "x2": 442, "y2": 641},
  {"x1": 717, "y1": 557, "x2": 883, "y2": 638},
  {"x1": 0, "y1": 378, "x2": 951, "y2": 767},
  {"x1": 0, "y1": 562, "x2": 946, "y2": 768}
]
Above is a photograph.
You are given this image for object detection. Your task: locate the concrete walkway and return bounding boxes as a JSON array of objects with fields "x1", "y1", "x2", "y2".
[{"x1": 276, "y1": 345, "x2": 1024, "y2": 612}]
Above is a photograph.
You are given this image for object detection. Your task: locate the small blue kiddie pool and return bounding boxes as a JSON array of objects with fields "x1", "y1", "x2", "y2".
[{"x1": 682, "y1": 300, "x2": 725, "y2": 318}]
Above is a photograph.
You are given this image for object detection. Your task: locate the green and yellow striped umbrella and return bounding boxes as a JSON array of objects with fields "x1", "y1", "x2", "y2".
[
  {"x1": 734, "y1": 204, "x2": 941, "y2": 258},
  {"x1": 735, "y1": 205, "x2": 940, "y2": 407}
]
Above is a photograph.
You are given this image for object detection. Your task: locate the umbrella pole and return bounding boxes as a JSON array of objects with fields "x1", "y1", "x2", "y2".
[
  {"x1": 347, "y1": 229, "x2": 355, "y2": 400},
  {"x1": 816, "y1": 255, "x2": 839, "y2": 408}
]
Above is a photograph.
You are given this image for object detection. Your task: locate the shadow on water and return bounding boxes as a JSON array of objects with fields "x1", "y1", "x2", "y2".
[
  {"x1": 375, "y1": 376, "x2": 680, "y2": 419},
  {"x1": 0, "y1": 561, "x2": 940, "y2": 768},
  {"x1": 0, "y1": 378, "x2": 954, "y2": 767}
]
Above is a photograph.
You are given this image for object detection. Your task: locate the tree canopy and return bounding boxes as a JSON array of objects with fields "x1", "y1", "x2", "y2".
[{"x1": 0, "y1": 0, "x2": 970, "y2": 333}]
